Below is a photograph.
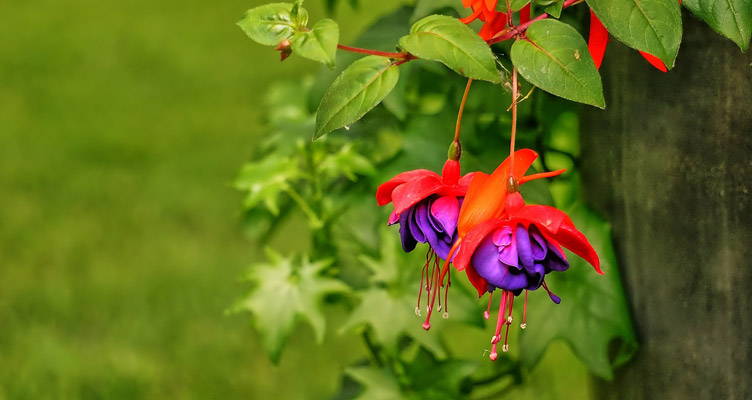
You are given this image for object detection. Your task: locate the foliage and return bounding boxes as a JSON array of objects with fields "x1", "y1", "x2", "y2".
[{"x1": 232, "y1": 0, "x2": 746, "y2": 397}]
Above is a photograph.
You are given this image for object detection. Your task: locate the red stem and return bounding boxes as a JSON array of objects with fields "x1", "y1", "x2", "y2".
[
  {"x1": 336, "y1": 44, "x2": 408, "y2": 59},
  {"x1": 487, "y1": 0, "x2": 582, "y2": 44}
]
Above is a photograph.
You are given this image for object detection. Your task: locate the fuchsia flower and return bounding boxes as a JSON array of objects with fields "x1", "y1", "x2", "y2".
[
  {"x1": 449, "y1": 150, "x2": 602, "y2": 360},
  {"x1": 377, "y1": 159, "x2": 475, "y2": 318},
  {"x1": 377, "y1": 159, "x2": 475, "y2": 259},
  {"x1": 384, "y1": 150, "x2": 603, "y2": 360}
]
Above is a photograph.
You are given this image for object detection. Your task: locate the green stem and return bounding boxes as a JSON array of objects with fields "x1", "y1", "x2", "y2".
[
  {"x1": 362, "y1": 330, "x2": 384, "y2": 367},
  {"x1": 284, "y1": 186, "x2": 323, "y2": 229}
]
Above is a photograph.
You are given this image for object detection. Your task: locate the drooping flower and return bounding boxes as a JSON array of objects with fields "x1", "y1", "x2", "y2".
[
  {"x1": 445, "y1": 150, "x2": 601, "y2": 360},
  {"x1": 376, "y1": 158, "x2": 476, "y2": 318},
  {"x1": 455, "y1": 191, "x2": 601, "y2": 360},
  {"x1": 377, "y1": 159, "x2": 474, "y2": 259}
]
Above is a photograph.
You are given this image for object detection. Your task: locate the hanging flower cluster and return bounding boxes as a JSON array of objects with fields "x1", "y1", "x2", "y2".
[{"x1": 378, "y1": 147, "x2": 602, "y2": 360}]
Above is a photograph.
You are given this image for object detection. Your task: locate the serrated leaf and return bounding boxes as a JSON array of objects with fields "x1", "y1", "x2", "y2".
[
  {"x1": 237, "y1": 3, "x2": 301, "y2": 46},
  {"x1": 232, "y1": 251, "x2": 349, "y2": 363},
  {"x1": 315, "y1": 55, "x2": 400, "y2": 138},
  {"x1": 519, "y1": 203, "x2": 637, "y2": 379},
  {"x1": 398, "y1": 15, "x2": 501, "y2": 83},
  {"x1": 234, "y1": 156, "x2": 300, "y2": 215},
  {"x1": 346, "y1": 367, "x2": 405, "y2": 400},
  {"x1": 586, "y1": 0, "x2": 682, "y2": 67},
  {"x1": 345, "y1": 354, "x2": 477, "y2": 400},
  {"x1": 511, "y1": 20, "x2": 605, "y2": 108},
  {"x1": 341, "y1": 230, "x2": 482, "y2": 357},
  {"x1": 319, "y1": 143, "x2": 376, "y2": 181},
  {"x1": 683, "y1": 0, "x2": 751, "y2": 51},
  {"x1": 290, "y1": 18, "x2": 339, "y2": 66},
  {"x1": 342, "y1": 288, "x2": 448, "y2": 357}
]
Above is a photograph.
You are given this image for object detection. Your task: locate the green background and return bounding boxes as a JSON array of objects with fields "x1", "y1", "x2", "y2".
[{"x1": 0, "y1": 0, "x2": 396, "y2": 398}]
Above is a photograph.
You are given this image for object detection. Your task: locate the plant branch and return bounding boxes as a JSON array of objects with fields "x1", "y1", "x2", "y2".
[
  {"x1": 284, "y1": 186, "x2": 324, "y2": 228},
  {"x1": 454, "y1": 78, "x2": 474, "y2": 143},
  {"x1": 487, "y1": 0, "x2": 583, "y2": 44},
  {"x1": 337, "y1": 44, "x2": 411, "y2": 59}
]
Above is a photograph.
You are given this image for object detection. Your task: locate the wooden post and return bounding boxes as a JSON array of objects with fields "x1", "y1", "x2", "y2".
[{"x1": 581, "y1": 14, "x2": 752, "y2": 400}]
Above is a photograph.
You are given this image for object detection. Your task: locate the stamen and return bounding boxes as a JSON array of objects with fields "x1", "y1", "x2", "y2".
[
  {"x1": 520, "y1": 290, "x2": 528, "y2": 329},
  {"x1": 490, "y1": 291, "x2": 508, "y2": 361},
  {"x1": 416, "y1": 250, "x2": 431, "y2": 313},
  {"x1": 502, "y1": 293, "x2": 514, "y2": 351},
  {"x1": 491, "y1": 291, "x2": 508, "y2": 345},
  {"x1": 443, "y1": 268, "x2": 451, "y2": 315},
  {"x1": 423, "y1": 244, "x2": 457, "y2": 330},
  {"x1": 484, "y1": 291, "x2": 493, "y2": 320},
  {"x1": 542, "y1": 281, "x2": 561, "y2": 304}
]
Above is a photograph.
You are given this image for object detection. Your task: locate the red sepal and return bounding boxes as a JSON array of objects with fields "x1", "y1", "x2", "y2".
[
  {"x1": 550, "y1": 222, "x2": 603, "y2": 274},
  {"x1": 375, "y1": 169, "x2": 435, "y2": 206},
  {"x1": 519, "y1": 4, "x2": 531, "y2": 24},
  {"x1": 465, "y1": 264, "x2": 489, "y2": 296},
  {"x1": 588, "y1": 10, "x2": 608, "y2": 70},
  {"x1": 390, "y1": 175, "x2": 444, "y2": 216},
  {"x1": 639, "y1": 51, "x2": 668, "y2": 72}
]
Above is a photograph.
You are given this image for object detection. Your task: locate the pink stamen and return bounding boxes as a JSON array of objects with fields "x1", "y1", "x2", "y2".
[
  {"x1": 484, "y1": 291, "x2": 494, "y2": 320},
  {"x1": 423, "y1": 245, "x2": 457, "y2": 330},
  {"x1": 520, "y1": 290, "x2": 528, "y2": 329},
  {"x1": 415, "y1": 250, "x2": 432, "y2": 315},
  {"x1": 502, "y1": 293, "x2": 514, "y2": 351},
  {"x1": 489, "y1": 291, "x2": 508, "y2": 361}
]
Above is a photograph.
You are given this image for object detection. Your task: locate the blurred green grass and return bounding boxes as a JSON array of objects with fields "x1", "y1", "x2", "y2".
[{"x1": 0, "y1": 0, "x2": 397, "y2": 398}]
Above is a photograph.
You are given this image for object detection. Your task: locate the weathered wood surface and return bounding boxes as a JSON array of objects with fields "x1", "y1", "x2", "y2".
[{"x1": 581, "y1": 13, "x2": 752, "y2": 400}]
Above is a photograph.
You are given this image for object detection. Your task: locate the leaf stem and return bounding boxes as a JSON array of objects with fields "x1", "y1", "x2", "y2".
[
  {"x1": 509, "y1": 67, "x2": 519, "y2": 181},
  {"x1": 361, "y1": 330, "x2": 384, "y2": 367},
  {"x1": 284, "y1": 186, "x2": 324, "y2": 228},
  {"x1": 336, "y1": 44, "x2": 411, "y2": 59},
  {"x1": 454, "y1": 78, "x2": 474, "y2": 143}
]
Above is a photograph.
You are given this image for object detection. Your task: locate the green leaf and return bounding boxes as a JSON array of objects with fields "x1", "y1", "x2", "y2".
[
  {"x1": 344, "y1": 353, "x2": 476, "y2": 400},
  {"x1": 412, "y1": 0, "x2": 465, "y2": 21},
  {"x1": 683, "y1": 0, "x2": 751, "y2": 51},
  {"x1": 398, "y1": 15, "x2": 501, "y2": 83},
  {"x1": 345, "y1": 367, "x2": 405, "y2": 400},
  {"x1": 318, "y1": 143, "x2": 376, "y2": 180},
  {"x1": 234, "y1": 156, "x2": 300, "y2": 215},
  {"x1": 315, "y1": 55, "x2": 400, "y2": 138},
  {"x1": 340, "y1": 229, "x2": 482, "y2": 357},
  {"x1": 237, "y1": 3, "x2": 303, "y2": 46},
  {"x1": 511, "y1": 20, "x2": 605, "y2": 108},
  {"x1": 586, "y1": 0, "x2": 682, "y2": 67},
  {"x1": 519, "y1": 203, "x2": 637, "y2": 379},
  {"x1": 290, "y1": 18, "x2": 339, "y2": 66},
  {"x1": 541, "y1": 0, "x2": 564, "y2": 18},
  {"x1": 231, "y1": 251, "x2": 349, "y2": 363},
  {"x1": 511, "y1": 0, "x2": 532, "y2": 11}
]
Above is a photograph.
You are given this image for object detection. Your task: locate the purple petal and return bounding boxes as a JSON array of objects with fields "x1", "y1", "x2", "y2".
[
  {"x1": 494, "y1": 226, "x2": 518, "y2": 269},
  {"x1": 525, "y1": 263, "x2": 546, "y2": 290},
  {"x1": 515, "y1": 225, "x2": 534, "y2": 269},
  {"x1": 545, "y1": 243, "x2": 570, "y2": 272},
  {"x1": 472, "y1": 235, "x2": 528, "y2": 291},
  {"x1": 528, "y1": 225, "x2": 548, "y2": 261},
  {"x1": 430, "y1": 196, "x2": 459, "y2": 236},
  {"x1": 399, "y1": 210, "x2": 417, "y2": 252},
  {"x1": 409, "y1": 204, "x2": 426, "y2": 243}
]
